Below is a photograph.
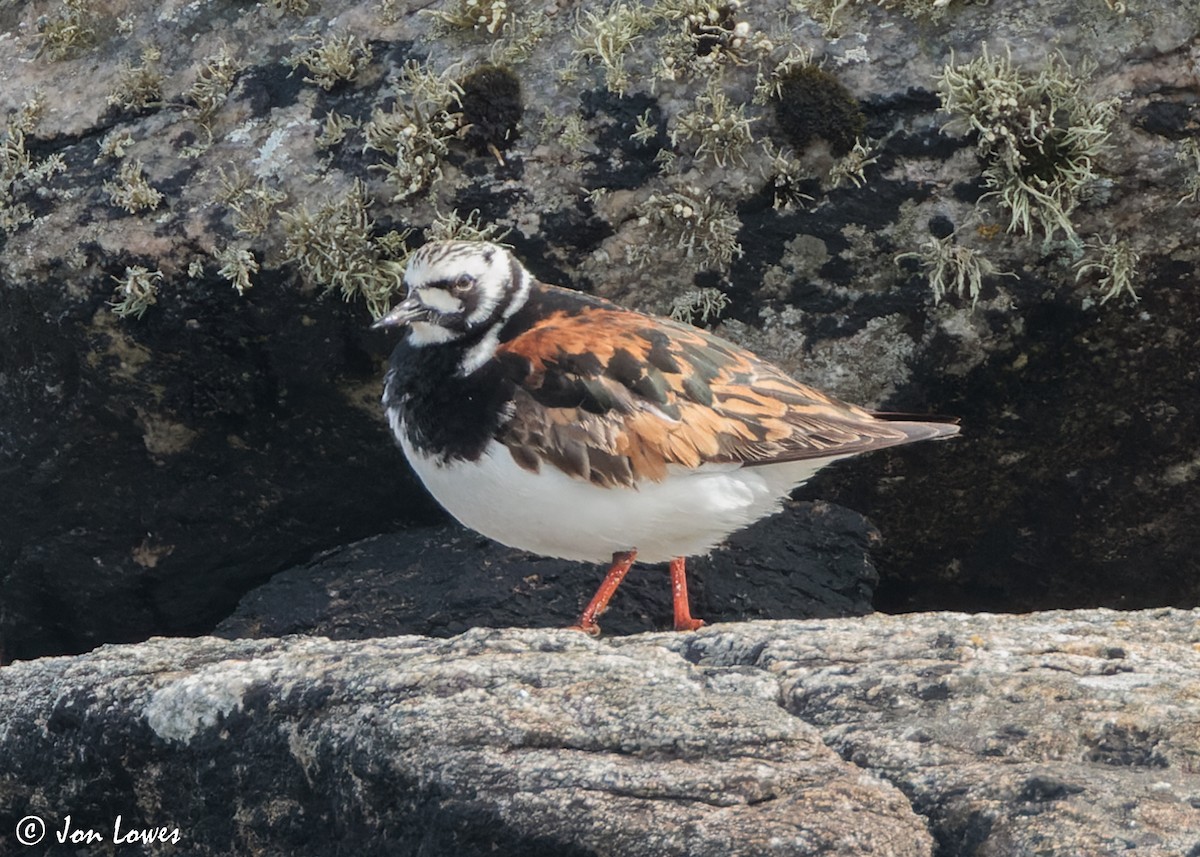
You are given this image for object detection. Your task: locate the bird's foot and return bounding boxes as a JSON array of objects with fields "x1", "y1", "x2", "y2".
[
  {"x1": 570, "y1": 550, "x2": 637, "y2": 638},
  {"x1": 566, "y1": 621, "x2": 603, "y2": 637}
]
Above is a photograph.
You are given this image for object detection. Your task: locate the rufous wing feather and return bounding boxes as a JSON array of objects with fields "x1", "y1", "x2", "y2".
[{"x1": 494, "y1": 289, "x2": 957, "y2": 486}]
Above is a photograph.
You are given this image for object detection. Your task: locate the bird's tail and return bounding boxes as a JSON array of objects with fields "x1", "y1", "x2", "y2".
[{"x1": 871, "y1": 412, "x2": 961, "y2": 442}]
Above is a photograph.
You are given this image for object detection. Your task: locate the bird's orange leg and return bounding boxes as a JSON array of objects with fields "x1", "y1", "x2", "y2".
[
  {"x1": 570, "y1": 550, "x2": 637, "y2": 636},
  {"x1": 670, "y1": 557, "x2": 705, "y2": 632}
]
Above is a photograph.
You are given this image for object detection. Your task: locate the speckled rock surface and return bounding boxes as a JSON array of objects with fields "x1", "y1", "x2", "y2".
[
  {"x1": 0, "y1": 627, "x2": 933, "y2": 857},
  {"x1": 658, "y1": 609, "x2": 1200, "y2": 855},
  {"x1": 3, "y1": 610, "x2": 1199, "y2": 855},
  {"x1": 2, "y1": 0, "x2": 1199, "y2": 663}
]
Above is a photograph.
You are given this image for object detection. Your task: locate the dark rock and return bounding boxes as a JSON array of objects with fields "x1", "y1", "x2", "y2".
[
  {"x1": 843, "y1": 278, "x2": 1200, "y2": 616},
  {"x1": 0, "y1": 275, "x2": 437, "y2": 663},
  {"x1": 216, "y1": 500, "x2": 879, "y2": 640}
]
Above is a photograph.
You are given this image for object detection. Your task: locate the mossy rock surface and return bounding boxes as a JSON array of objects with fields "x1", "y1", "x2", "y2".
[{"x1": 2, "y1": 0, "x2": 1199, "y2": 660}]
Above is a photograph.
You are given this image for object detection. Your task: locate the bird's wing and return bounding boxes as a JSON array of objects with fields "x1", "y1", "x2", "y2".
[{"x1": 493, "y1": 295, "x2": 955, "y2": 487}]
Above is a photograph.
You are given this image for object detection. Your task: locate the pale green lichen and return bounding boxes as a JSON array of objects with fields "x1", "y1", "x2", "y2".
[
  {"x1": 95, "y1": 130, "x2": 135, "y2": 161},
  {"x1": 630, "y1": 108, "x2": 658, "y2": 145},
  {"x1": 5, "y1": 94, "x2": 45, "y2": 133},
  {"x1": 797, "y1": 0, "x2": 961, "y2": 34},
  {"x1": 669, "y1": 286, "x2": 731, "y2": 324},
  {"x1": 896, "y1": 233, "x2": 1015, "y2": 306},
  {"x1": 107, "y1": 47, "x2": 165, "y2": 112},
  {"x1": 654, "y1": 0, "x2": 763, "y2": 82},
  {"x1": 287, "y1": 33, "x2": 373, "y2": 90},
  {"x1": 379, "y1": 0, "x2": 402, "y2": 24},
  {"x1": 218, "y1": 168, "x2": 286, "y2": 237},
  {"x1": 104, "y1": 160, "x2": 164, "y2": 213},
  {"x1": 670, "y1": 77, "x2": 756, "y2": 166},
  {"x1": 752, "y1": 46, "x2": 815, "y2": 106},
  {"x1": 38, "y1": 0, "x2": 95, "y2": 60},
  {"x1": 539, "y1": 112, "x2": 592, "y2": 152},
  {"x1": 1075, "y1": 234, "x2": 1139, "y2": 304},
  {"x1": 270, "y1": 0, "x2": 311, "y2": 13},
  {"x1": 279, "y1": 179, "x2": 408, "y2": 318},
  {"x1": 571, "y1": 0, "x2": 764, "y2": 94},
  {"x1": 1176, "y1": 139, "x2": 1200, "y2": 205},
  {"x1": 630, "y1": 189, "x2": 743, "y2": 271},
  {"x1": 216, "y1": 166, "x2": 252, "y2": 201},
  {"x1": 425, "y1": 208, "x2": 511, "y2": 243},
  {"x1": 215, "y1": 246, "x2": 259, "y2": 295},
  {"x1": 316, "y1": 112, "x2": 358, "y2": 149},
  {"x1": 653, "y1": 147, "x2": 678, "y2": 173},
  {"x1": 428, "y1": 0, "x2": 512, "y2": 35},
  {"x1": 487, "y1": 14, "x2": 552, "y2": 66},
  {"x1": 1, "y1": 97, "x2": 66, "y2": 232},
  {"x1": 569, "y1": 2, "x2": 657, "y2": 95},
  {"x1": 760, "y1": 141, "x2": 814, "y2": 210},
  {"x1": 937, "y1": 46, "x2": 1117, "y2": 244},
  {"x1": 109, "y1": 266, "x2": 163, "y2": 318},
  {"x1": 828, "y1": 136, "x2": 879, "y2": 189},
  {"x1": 364, "y1": 61, "x2": 465, "y2": 200},
  {"x1": 188, "y1": 45, "x2": 242, "y2": 123}
]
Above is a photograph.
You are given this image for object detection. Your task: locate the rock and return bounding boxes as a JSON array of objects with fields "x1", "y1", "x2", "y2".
[
  {"x1": 0, "y1": 628, "x2": 931, "y2": 857},
  {"x1": 3, "y1": 609, "x2": 1199, "y2": 855},
  {"x1": 661, "y1": 609, "x2": 1200, "y2": 855},
  {"x1": 3, "y1": 0, "x2": 1199, "y2": 663},
  {"x1": 215, "y1": 500, "x2": 881, "y2": 640}
]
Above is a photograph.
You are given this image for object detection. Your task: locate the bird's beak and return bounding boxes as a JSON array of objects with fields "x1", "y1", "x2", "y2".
[{"x1": 371, "y1": 294, "x2": 426, "y2": 330}]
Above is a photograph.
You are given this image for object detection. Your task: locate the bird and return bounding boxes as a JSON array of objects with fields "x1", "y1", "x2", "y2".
[{"x1": 374, "y1": 239, "x2": 959, "y2": 635}]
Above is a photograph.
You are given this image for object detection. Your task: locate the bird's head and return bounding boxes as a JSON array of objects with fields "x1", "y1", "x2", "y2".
[{"x1": 372, "y1": 240, "x2": 529, "y2": 346}]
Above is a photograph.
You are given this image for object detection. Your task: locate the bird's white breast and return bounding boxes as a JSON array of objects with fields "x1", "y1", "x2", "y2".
[{"x1": 391, "y1": 410, "x2": 842, "y2": 564}]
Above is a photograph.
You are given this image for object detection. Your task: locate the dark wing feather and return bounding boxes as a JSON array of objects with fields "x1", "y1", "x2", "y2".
[{"x1": 494, "y1": 286, "x2": 957, "y2": 487}]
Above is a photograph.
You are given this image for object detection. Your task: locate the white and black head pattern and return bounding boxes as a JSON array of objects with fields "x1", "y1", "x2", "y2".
[
  {"x1": 377, "y1": 239, "x2": 543, "y2": 464},
  {"x1": 374, "y1": 240, "x2": 531, "y2": 365}
]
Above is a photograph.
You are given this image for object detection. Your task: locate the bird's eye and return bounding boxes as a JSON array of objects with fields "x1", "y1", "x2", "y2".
[{"x1": 449, "y1": 275, "x2": 473, "y2": 294}]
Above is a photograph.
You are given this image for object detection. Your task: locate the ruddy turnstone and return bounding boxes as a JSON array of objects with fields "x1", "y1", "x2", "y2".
[{"x1": 375, "y1": 240, "x2": 958, "y2": 634}]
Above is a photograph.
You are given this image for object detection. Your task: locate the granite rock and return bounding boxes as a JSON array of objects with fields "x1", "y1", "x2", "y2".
[
  {"x1": 3, "y1": 609, "x2": 1199, "y2": 855},
  {"x1": 661, "y1": 609, "x2": 1200, "y2": 855},
  {"x1": 0, "y1": 628, "x2": 930, "y2": 857}
]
